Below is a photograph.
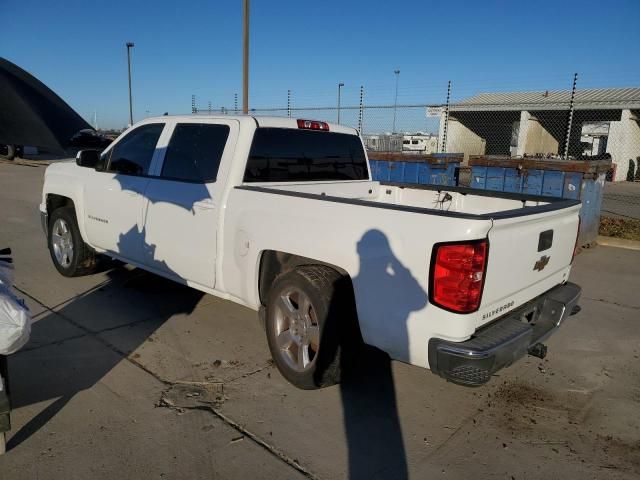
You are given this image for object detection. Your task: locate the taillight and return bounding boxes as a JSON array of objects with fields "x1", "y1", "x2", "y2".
[
  {"x1": 572, "y1": 216, "x2": 581, "y2": 262},
  {"x1": 297, "y1": 119, "x2": 329, "y2": 131},
  {"x1": 430, "y1": 239, "x2": 488, "y2": 313}
]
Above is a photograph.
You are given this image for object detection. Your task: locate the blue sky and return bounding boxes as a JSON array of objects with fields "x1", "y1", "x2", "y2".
[{"x1": 3, "y1": 0, "x2": 640, "y2": 129}]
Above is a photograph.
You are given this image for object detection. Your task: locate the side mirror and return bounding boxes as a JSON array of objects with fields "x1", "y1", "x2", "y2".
[{"x1": 76, "y1": 150, "x2": 100, "y2": 168}]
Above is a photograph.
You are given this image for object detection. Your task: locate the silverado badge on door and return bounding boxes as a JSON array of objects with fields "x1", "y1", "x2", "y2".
[{"x1": 533, "y1": 255, "x2": 550, "y2": 271}]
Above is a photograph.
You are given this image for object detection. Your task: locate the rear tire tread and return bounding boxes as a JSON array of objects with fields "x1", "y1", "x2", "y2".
[{"x1": 266, "y1": 265, "x2": 359, "y2": 390}]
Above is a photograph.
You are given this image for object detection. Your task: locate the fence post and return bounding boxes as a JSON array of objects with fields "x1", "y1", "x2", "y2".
[
  {"x1": 191, "y1": 94, "x2": 196, "y2": 114},
  {"x1": 358, "y1": 85, "x2": 364, "y2": 134},
  {"x1": 563, "y1": 72, "x2": 578, "y2": 159},
  {"x1": 441, "y1": 80, "x2": 451, "y2": 153},
  {"x1": 287, "y1": 90, "x2": 291, "y2": 118}
]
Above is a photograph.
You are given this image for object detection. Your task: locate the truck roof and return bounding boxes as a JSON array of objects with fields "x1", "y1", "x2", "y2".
[{"x1": 142, "y1": 115, "x2": 359, "y2": 135}]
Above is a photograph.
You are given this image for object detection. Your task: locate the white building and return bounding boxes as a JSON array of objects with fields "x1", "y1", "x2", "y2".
[
  {"x1": 402, "y1": 134, "x2": 439, "y2": 154},
  {"x1": 437, "y1": 87, "x2": 640, "y2": 181}
]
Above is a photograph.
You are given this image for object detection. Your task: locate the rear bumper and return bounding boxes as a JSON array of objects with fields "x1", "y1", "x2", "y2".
[{"x1": 428, "y1": 282, "x2": 581, "y2": 387}]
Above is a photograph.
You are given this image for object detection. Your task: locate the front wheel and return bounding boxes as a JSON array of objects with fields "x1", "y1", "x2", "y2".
[
  {"x1": 265, "y1": 265, "x2": 358, "y2": 389},
  {"x1": 47, "y1": 207, "x2": 96, "y2": 277}
]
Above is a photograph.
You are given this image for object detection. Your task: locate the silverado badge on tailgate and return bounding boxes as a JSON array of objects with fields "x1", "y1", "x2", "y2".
[{"x1": 533, "y1": 255, "x2": 550, "y2": 271}]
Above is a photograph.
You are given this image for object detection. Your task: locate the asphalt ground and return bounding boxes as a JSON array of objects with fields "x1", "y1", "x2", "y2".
[
  {"x1": 602, "y1": 181, "x2": 640, "y2": 220},
  {"x1": 0, "y1": 160, "x2": 639, "y2": 479}
]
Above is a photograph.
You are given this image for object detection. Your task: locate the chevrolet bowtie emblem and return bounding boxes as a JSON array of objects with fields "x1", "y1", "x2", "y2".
[{"x1": 533, "y1": 255, "x2": 550, "y2": 271}]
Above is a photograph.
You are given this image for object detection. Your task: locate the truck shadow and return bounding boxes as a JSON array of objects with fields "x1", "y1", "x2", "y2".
[
  {"x1": 6, "y1": 227, "x2": 205, "y2": 450},
  {"x1": 333, "y1": 229, "x2": 428, "y2": 479}
]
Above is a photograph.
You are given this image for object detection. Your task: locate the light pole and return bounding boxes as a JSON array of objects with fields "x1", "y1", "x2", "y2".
[
  {"x1": 242, "y1": 0, "x2": 250, "y2": 114},
  {"x1": 337, "y1": 82, "x2": 344, "y2": 124},
  {"x1": 126, "y1": 42, "x2": 134, "y2": 126},
  {"x1": 392, "y1": 69, "x2": 400, "y2": 133}
]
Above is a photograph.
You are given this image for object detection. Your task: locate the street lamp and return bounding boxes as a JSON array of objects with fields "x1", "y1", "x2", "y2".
[
  {"x1": 126, "y1": 42, "x2": 135, "y2": 126},
  {"x1": 392, "y1": 69, "x2": 400, "y2": 134},
  {"x1": 242, "y1": 0, "x2": 250, "y2": 114},
  {"x1": 337, "y1": 82, "x2": 344, "y2": 124}
]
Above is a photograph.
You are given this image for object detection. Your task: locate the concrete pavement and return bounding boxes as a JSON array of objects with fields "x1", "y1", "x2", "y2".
[{"x1": 0, "y1": 161, "x2": 638, "y2": 479}]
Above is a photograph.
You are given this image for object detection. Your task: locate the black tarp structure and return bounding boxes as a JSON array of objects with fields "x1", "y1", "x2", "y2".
[{"x1": 0, "y1": 57, "x2": 92, "y2": 153}]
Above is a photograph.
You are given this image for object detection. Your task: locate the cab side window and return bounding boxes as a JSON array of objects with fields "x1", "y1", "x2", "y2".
[
  {"x1": 107, "y1": 123, "x2": 164, "y2": 176},
  {"x1": 160, "y1": 123, "x2": 230, "y2": 183}
]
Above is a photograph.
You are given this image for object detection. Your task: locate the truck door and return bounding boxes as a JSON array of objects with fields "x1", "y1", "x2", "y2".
[
  {"x1": 83, "y1": 123, "x2": 165, "y2": 262},
  {"x1": 141, "y1": 119, "x2": 238, "y2": 289}
]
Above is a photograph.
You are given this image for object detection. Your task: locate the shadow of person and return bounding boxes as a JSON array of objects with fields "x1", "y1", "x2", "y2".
[
  {"x1": 340, "y1": 229, "x2": 427, "y2": 480},
  {"x1": 6, "y1": 225, "x2": 204, "y2": 450}
]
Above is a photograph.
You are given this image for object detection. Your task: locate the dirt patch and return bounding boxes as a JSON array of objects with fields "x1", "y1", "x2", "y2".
[
  {"x1": 158, "y1": 382, "x2": 226, "y2": 412},
  {"x1": 486, "y1": 380, "x2": 640, "y2": 474},
  {"x1": 599, "y1": 216, "x2": 640, "y2": 241},
  {"x1": 492, "y1": 380, "x2": 591, "y2": 426}
]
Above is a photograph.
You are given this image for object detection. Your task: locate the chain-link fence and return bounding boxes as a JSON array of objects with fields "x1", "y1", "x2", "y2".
[{"x1": 191, "y1": 81, "x2": 640, "y2": 223}]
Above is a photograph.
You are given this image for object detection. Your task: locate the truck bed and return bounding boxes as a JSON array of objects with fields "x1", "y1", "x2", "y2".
[
  {"x1": 228, "y1": 180, "x2": 580, "y2": 368},
  {"x1": 237, "y1": 180, "x2": 581, "y2": 219}
]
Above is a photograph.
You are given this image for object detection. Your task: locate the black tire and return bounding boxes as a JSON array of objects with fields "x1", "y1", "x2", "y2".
[
  {"x1": 47, "y1": 207, "x2": 96, "y2": 277},
  {"x1": 265, "y1": 265, "x2": 359, "y2": 389},
  {"x1": 0, "y1": 145, "x2": 15, "y2": 161}
]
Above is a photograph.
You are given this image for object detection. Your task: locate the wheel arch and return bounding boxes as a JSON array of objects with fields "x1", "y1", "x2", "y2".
[
  {"x1": 257, "y1": 250, "x2": 351, "y2": 306},
  {"x1": 46, "y1": 193, "x2": 76, "y2": 216},
  {"x1": 45, "y1": 193, "x2": 91, "y2": 245}
]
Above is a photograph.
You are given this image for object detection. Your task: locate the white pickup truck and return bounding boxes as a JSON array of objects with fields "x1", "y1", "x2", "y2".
[{"x1": 40, "y1": 115, "x2": 582, "y2": 388}]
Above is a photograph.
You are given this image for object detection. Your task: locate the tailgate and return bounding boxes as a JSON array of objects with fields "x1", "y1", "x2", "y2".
[{"x1": 477, "y1": 204, "x2": 580, "y2": 328}]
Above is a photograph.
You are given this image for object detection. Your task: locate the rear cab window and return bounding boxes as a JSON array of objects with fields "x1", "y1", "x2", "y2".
[
  {"x1": 243, "y1": 128, "x2": 368, "y2": 182},
  {"x1": 160, "y1": 123, "x2": 230, "y2": 183}
]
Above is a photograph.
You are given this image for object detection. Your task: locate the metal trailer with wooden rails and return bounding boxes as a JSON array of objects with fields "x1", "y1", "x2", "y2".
[
  {"x1": 369, "y1": 152, "x2": 463, "y2": 187},
  {"x1": 468, "y1": 156, "x2": 612, "y2": 247}
]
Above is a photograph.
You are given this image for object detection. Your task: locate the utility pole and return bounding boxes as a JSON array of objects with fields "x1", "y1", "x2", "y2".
[
  {"x1": 358, "y1": 85, "x2": 364, "y2": 134},
  {"x1": 242, "y1": 0, "x2": 250, "y2": 114},
  {"x1": 563, "y1": 73, "x2": 578, "y2": 159},
  {"x1": 441, "y1": 80, "x2": 451, "y2": 153},
  {"x1": 126, "y1": 42, "x2": 135, "y2": 126},
  {"x1": 337, "y1": 82, "x2": 344, "y2": 124},
  {"x1": 392, "y1": 69, "x2": 400, "y2": 133}
]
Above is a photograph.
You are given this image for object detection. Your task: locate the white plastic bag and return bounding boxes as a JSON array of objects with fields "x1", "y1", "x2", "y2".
[{"x1": 0, "y1": 252, "x2": 31, "y2": 355}]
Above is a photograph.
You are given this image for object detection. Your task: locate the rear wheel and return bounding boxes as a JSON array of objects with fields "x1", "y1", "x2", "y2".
[
  {"x1": 47, "y1": 207, "x2": 96, "y2": 277},
  {"x1": 0, "y1": 145, "x2": 16, "y2": 161},
  {"x1": 265, "y1": 265, "x2": 358, "y2": 389}
]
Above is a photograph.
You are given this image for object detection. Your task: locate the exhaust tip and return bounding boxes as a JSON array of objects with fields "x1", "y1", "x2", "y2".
[{"x1": 528, "y1": 343, "x2": 548, "y2": 359}]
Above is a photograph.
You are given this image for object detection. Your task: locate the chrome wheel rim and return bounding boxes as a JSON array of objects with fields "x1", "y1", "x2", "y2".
[
  {"x1": 51, "y1": 218, "x2": 74, "y2": 268},
  {"x1": 273, "y1": 287, "x2": 320, "y2": 372}
]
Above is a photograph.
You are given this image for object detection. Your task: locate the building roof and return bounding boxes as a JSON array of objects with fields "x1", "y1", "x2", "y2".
[{"x1": 449, "y1": 87, "x2": 640, "y2": 112}]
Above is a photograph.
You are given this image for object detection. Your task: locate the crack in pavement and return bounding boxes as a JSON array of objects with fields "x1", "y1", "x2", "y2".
[
  {"x1": 13, "y1": 284, "x2": 320, "y2": 480},
  {"x1": 582, "y1": 296, "x2": 640, "y2": 310}
]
